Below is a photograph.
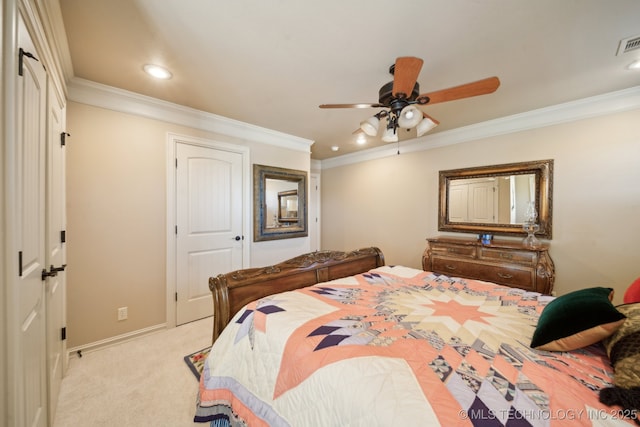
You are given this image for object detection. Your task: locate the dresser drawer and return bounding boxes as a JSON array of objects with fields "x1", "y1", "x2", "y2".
[
  {"x1": 432, "y1": 258, "x2": 479, "y2": 277},
  {"x1": 479, "y1": 247, "x2": 536, "y2": 265},
  {"x1": 473, "y1": 265, "x2": 535, "y2": 291},
  {"x1": 431, "y1": 258, "x2": 536, "y2": 291},
  {"x1": 430, "y1": 244, "x2": 476, "y2": 259}
]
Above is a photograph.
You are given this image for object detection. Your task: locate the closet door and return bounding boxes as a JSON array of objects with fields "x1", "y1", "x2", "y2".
[
  {"x1": 16, "y1": 13, "x2": 48, "y2": 427},
  {"x1": 45, "y1": 83, "x2": 67, "y2": 423}
]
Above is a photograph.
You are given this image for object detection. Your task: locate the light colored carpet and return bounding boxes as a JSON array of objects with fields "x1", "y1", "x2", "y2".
[{"x1": 53, "y1": 317, "x2": 212, "y2": 427}]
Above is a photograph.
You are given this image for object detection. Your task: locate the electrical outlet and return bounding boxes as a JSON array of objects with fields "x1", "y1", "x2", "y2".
[{"x1": 117, "y1": 307, "x2": 128, "y2": 321}]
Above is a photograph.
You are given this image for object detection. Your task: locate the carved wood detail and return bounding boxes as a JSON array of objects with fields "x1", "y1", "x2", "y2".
[{"x1": 209, "y1": 247, "x2": 385, "y2": 343}]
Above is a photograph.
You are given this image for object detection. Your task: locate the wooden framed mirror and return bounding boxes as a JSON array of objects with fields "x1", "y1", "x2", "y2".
[
  {"x1": 438, "y1": 159, "x2": 553, "y2": 238},
  {"x1": 253, "y1": 164, "x2": 307, "y2": 241}
]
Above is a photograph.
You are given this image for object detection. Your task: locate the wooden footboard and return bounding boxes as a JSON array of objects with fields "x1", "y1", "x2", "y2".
[{"x1": 208, "y1": 247, "x2": 385, "y2": 343}]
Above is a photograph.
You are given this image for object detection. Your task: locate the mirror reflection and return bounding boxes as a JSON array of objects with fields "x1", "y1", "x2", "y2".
[
  {"x1": 254, "y1": 164, "x2": 307, "y2": 241},
  {"x1": 276, "y1": 189, "x2": 298, "y2": 224},
  {"x1": 263, "y1": 178, "x2": 298, "y2": 227},
  {"x1": 448, "y1": 174, "x2": 536, "y2": 224}
]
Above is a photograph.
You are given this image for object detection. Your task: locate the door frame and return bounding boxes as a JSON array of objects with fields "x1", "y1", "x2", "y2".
[
  {"x1": 309, "y1": 173, "x2": 321, "y2": 251},
  {"x1": 165, "y1": 133, "x2": 250, "y2": 328}
]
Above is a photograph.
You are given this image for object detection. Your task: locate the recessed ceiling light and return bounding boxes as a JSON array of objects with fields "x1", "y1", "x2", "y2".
[
  {"x1": 143, "y1": 64, "x2": 172, "y2": 79},
  {"x1": 627, "y1": 59, "x2": 640, "y2": 70},
  {"x1": 331, "y1": 146, "x2": 339, "y2": 152}
]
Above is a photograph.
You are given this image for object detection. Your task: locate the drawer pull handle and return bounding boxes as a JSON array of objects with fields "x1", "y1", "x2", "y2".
[
  {"x1": 445, "y1": 264, "x2": 457, "y2": 271},
  {"x1": 497, "y1": 272, "x2": 513, "y2": 279},
  {"x1": 499, "y1": 253, "x2": 513, "y2": 259}
]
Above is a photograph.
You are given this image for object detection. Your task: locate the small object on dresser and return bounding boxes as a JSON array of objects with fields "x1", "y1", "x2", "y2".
[
  {"x1": 522, "y1": 201, "x2": 541, "y2": 248},
  {"x1": 480, "y1": 234, "x2": 493, "y2": 245}
]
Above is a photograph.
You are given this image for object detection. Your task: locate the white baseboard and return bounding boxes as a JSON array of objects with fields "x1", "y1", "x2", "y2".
[{"x1": 66, "y1": 323, "x2": 167, "y2": 359}]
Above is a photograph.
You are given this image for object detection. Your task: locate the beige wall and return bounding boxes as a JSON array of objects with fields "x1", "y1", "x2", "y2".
[
  {"x1": 66, "y1": 101, "x2": 310, "y2": 348},
  {"x1": 321, "y1": 109, "x2": 640, "y2": 303},
  {"x1": 66, "y1": 101, "x2": 639, "y2": 348}
]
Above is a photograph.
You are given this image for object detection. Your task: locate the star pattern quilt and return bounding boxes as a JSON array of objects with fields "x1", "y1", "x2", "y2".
[{"x1": 195, "y1": 266, "x2": 634, "y2": 426}]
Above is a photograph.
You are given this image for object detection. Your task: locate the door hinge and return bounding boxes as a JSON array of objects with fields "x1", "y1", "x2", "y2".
[
  {"x1": 175, "y1": 225, "x2": 178, "y2": 235},
  {"x1": 61, "y1": 132, "x2": 70, "y2": 146},
  {"x1": 175, "y1": 159, "x2": 178, "y2": 168},
  {"x1": 175, "y1": 292, "x2": 178, "y2": 302},
  {"x1": 18, "y1": 48, "x2": 39, "y2": 76},
  {"x1": 61, "y1": 327, "x2": 67, "y2": 341},
  {"x1": 61, "y1": 230, "x2": 66, "y2": 243},
  {"x1": 18, "y1": 251, "x2": 23, "y2": 276}
]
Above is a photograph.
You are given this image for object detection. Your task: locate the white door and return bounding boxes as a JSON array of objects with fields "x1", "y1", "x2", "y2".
[
  {"x1": 16, "y1": 14, "x2": 48, "y2": 427},
  {"x1": 448, "y1": 183, "x2": 469, "y2": 222},
  {"x1": 468, "y1": 181, "x2": 497, "y2": 223},
  {"x1": 176, "y1": 142, "x2": 244, "y2": 325},
  {"x1": 45, "y1": 84, "x2": 66, "y2": 422}
]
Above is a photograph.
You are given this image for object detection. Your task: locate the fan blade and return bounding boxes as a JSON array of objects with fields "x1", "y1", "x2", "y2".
[
  {"x1": 419, "y1": 76, "x2": 500, "y2": 105},
  {"x1": 319, "y1": 103, "x2": 384, "y2": 109},
  {"x1": 392, "y1": 57, "x2": 424, "y2": 98}
]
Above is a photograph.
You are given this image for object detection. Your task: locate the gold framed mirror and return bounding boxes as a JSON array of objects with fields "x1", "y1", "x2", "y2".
[
  {"x1": 438, "y1": 159, "x2": 553, "y2": 238},
  {"x1": 253, "y1": 164, "x2": 307, "y2": 241}
]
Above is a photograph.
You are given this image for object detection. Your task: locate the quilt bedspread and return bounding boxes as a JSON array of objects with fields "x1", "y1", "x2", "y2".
[{"x1": 195, "y1": 266, "x2": 634, "y2": 426}]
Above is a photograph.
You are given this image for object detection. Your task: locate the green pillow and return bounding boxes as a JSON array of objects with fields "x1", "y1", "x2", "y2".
[{"x1": 531, "y1": 287, "x2": 626, "y2": 351}]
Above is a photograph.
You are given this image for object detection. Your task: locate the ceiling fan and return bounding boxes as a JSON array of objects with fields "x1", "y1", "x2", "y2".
[{"x1": 319, "y1": 57, "x2": 500, "y2": 142}]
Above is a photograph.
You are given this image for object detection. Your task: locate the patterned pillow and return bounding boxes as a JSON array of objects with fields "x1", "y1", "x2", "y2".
[
  {"x1": 603, "y1": 303, "x2": 640, "y2": 388},
  {"x1": 530, "y1": 287, "x2": 626, "y2": 351}
]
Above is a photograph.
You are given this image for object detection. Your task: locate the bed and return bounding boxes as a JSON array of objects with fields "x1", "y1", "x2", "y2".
[{"x1": 195, "y1": 247, "x2": 639, "y2": 426}]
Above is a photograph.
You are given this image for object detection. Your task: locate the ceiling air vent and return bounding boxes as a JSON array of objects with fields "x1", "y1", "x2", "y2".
[{"x1": 617, "y1": 35, "x2": 640, "y2": 56}]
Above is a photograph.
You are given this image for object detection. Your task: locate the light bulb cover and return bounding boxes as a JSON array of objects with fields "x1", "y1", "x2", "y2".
[
  {"x1": 416, "y1": 114, "x2": 439, "y2": 137},
  {"x1": 627, "y1": 59, "x2": 640, "y2": 70},
  {"x1": 398, "y1": 105, "x2": 423, "y2": 128},
  {"x1": 360, "y1": 116, "x2": 380, "y2": 136},
  {"x1": 381, "y1": 126, "x2": 398, "y2": 143},
  {"x1": 143, "y1": 64, "x2": 172, "y2": 79}
]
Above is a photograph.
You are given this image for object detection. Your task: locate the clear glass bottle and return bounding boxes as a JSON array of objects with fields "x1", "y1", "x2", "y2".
[{"x1": 522, "y1": 201, "x2": 540, "y2": 247}]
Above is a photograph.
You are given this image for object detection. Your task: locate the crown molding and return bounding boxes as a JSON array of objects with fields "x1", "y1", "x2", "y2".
[
  {"x1": 320, "y1": 85, "x2": 640, "y2": 170},
  {"x1": 67, "y1": 77, "x2": 314, "y2": 153}
]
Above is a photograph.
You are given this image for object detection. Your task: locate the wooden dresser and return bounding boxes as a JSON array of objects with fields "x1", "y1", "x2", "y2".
[{"x1": 422, "y1": 237, "x2": 555, "y2": 294}]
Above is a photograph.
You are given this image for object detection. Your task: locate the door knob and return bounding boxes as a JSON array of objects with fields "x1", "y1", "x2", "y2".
[
  {"x1": 51, "y1": 264, "x2": 67, "y2": 273},
  {"x1": 41, "y1": 264, "x2": 67, "y2": 280},
  {"x1": 233, "y1": 235, "x2": 242, "y2": 241},
  {"x1": 41, "y1": 268, "x2": 57, "y2": 280}
]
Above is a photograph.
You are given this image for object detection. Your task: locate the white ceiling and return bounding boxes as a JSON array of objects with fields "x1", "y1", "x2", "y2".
[{"x1": 57, "y1": 0, "x2": 640, "y2": 159}]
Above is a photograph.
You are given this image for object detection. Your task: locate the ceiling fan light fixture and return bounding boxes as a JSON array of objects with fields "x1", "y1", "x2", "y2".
[
  {"x1": 397, "y1": 105, "x2": 423, "y2": 128},
  {"x1": 416, "y1": 114, "x2": 440, "y2": 137},
  {"x1": 360, "y1": 116, "x2": 380, "y2": 136},
  {"x1": 381, "y1": 126, "x2": 398, "y2": 143}
]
